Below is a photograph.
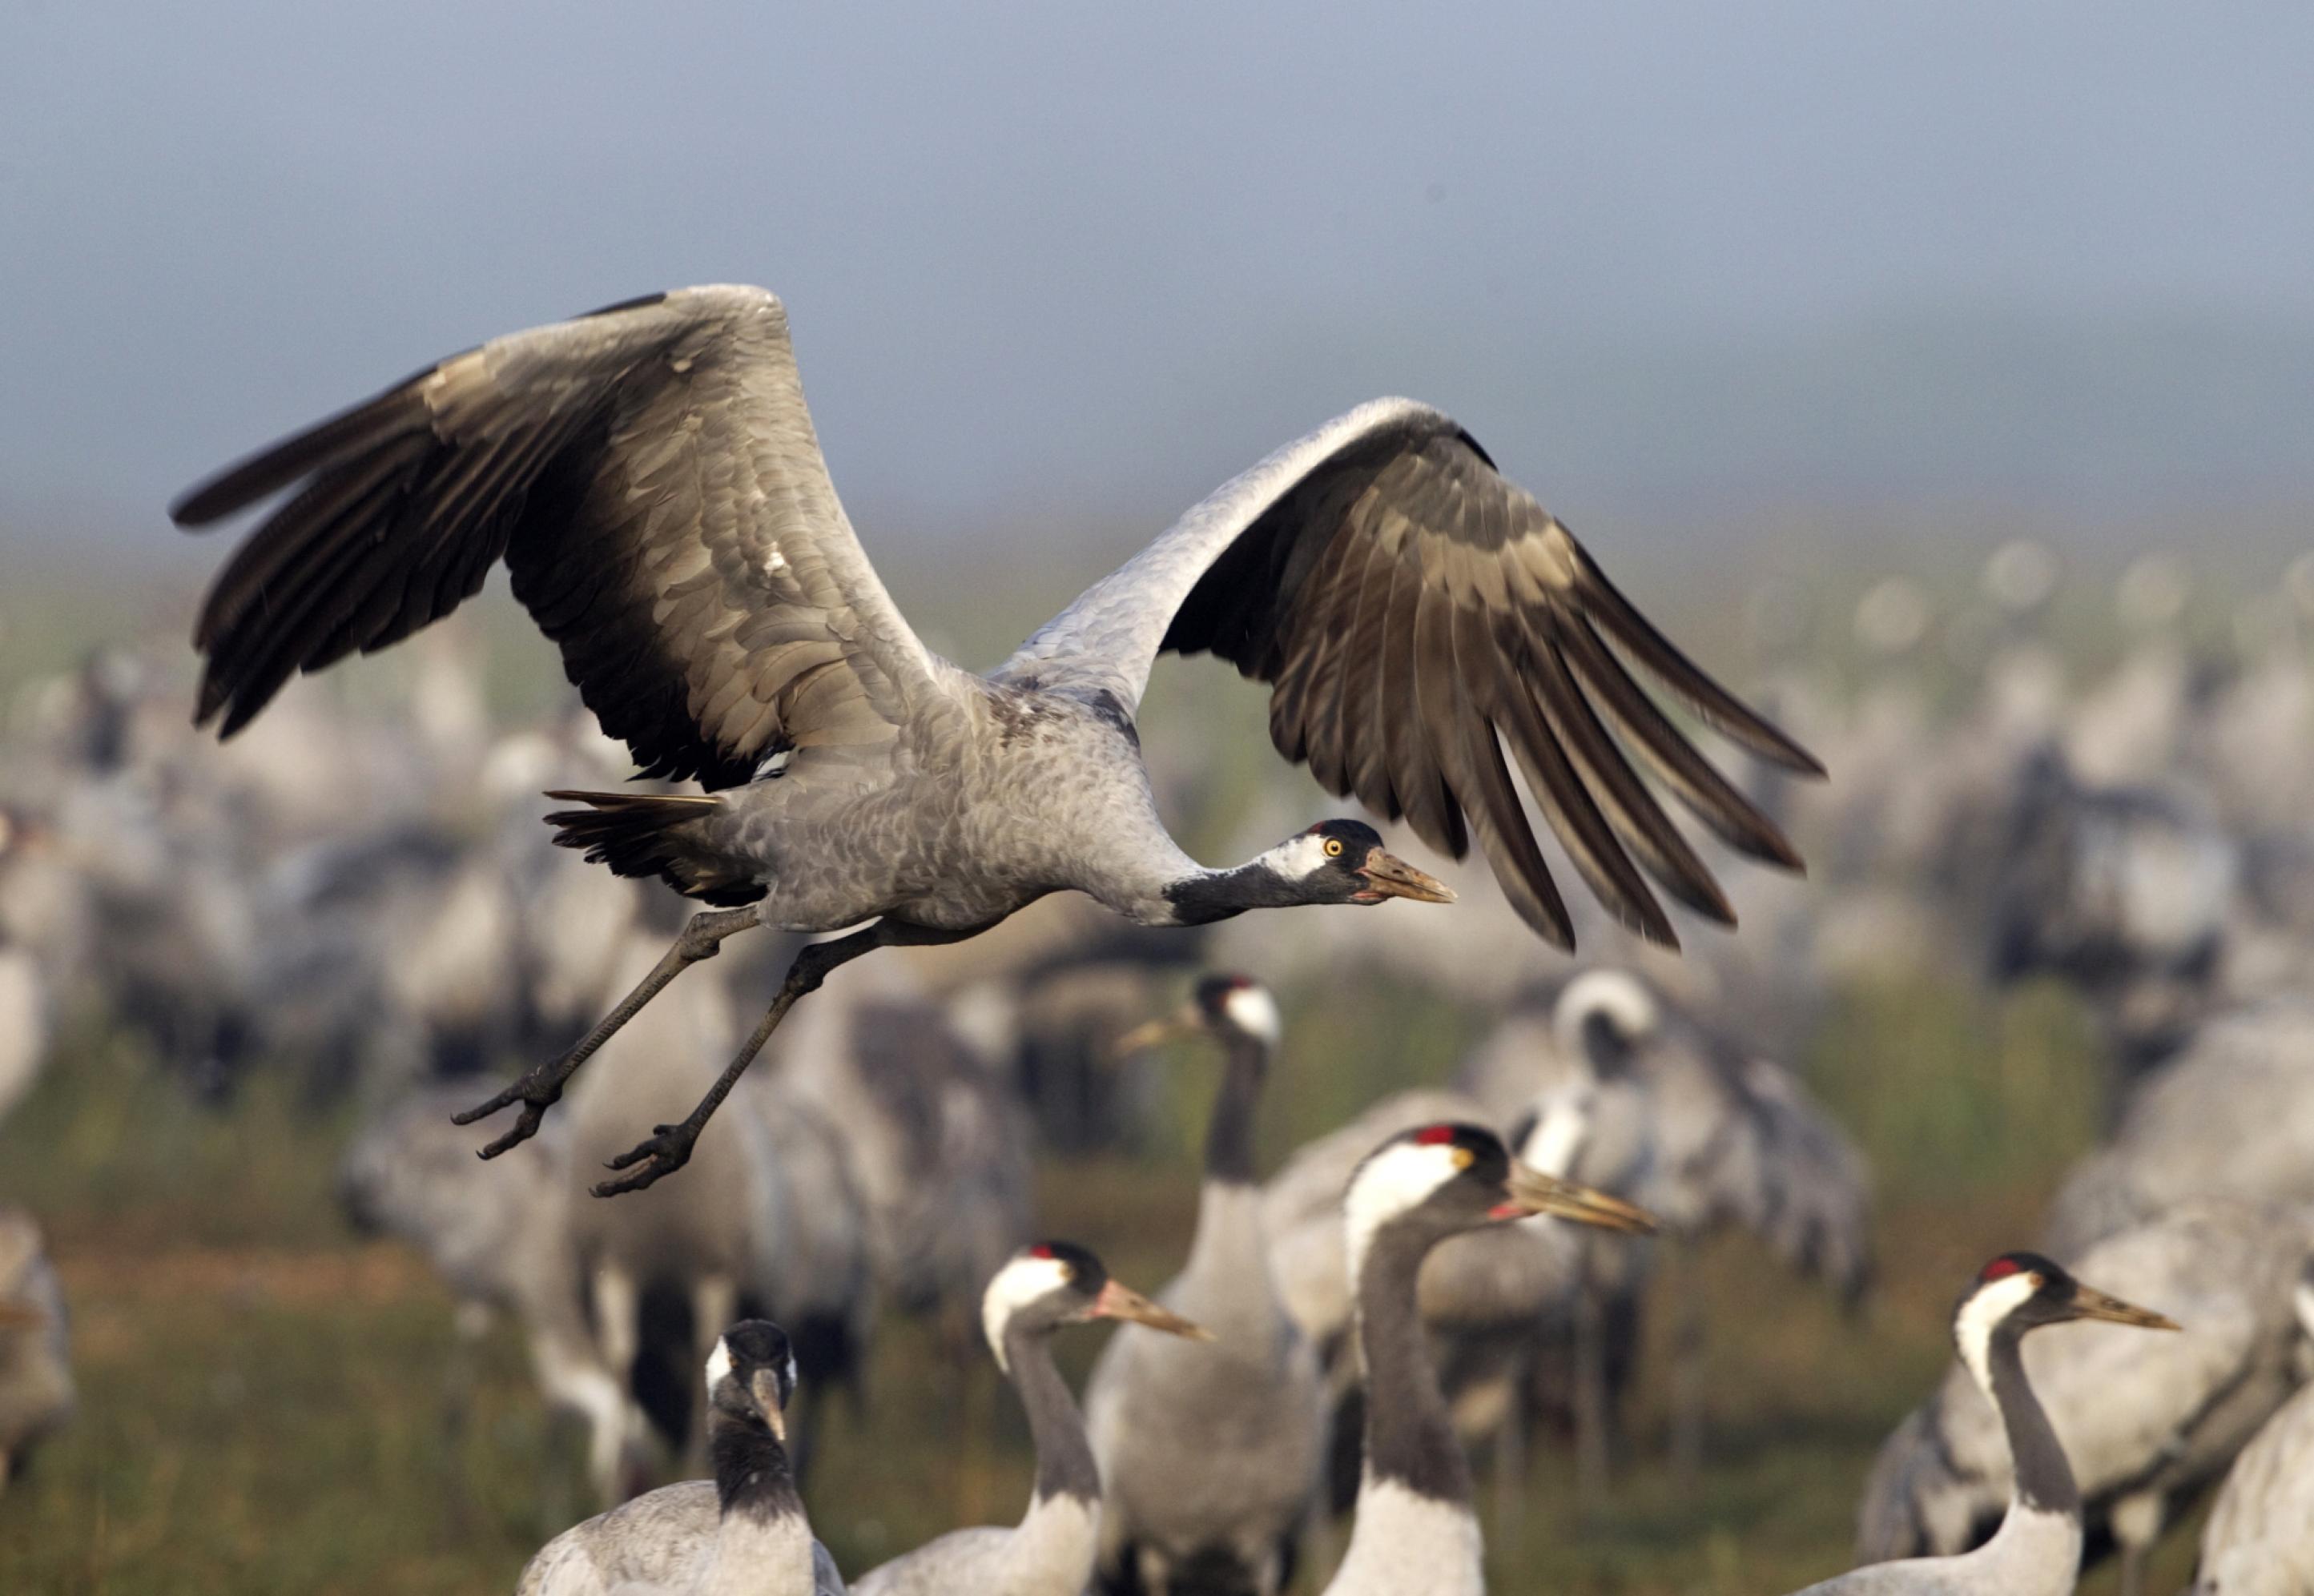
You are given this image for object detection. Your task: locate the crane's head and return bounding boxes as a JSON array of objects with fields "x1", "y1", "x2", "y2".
[
  {"x1": 1255, "y1": 820, "x2": 1456, "y2": 907},
  {"x1": 1951, "y1": 1252, "x2": 2179, "y2": 1389},
  {"x1": 705, "y1": 1319, "x2": 799, "y2": 1443},
  {"x1": 1343, "y1": 1122, "x2": 1656, "y2": 1281},
  {"x1": 1113, "y1": 972, "x2": 1282, "y2": 1058},
  {"x1": 980, "y1": 1241, "x2": 1211, "y2": 1372}
]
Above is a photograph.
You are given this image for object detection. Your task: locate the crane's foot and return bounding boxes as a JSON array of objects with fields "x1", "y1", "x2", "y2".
[
  {"x1": 593, "y1": 1119, "x2": 702, "y2": 1197},
  {"x1": 452, "y1": 1060, "x2": 570, "y2": 1159}
]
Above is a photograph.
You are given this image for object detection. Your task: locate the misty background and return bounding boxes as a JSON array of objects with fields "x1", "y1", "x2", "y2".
[{"x1": 4, "y1": 2, "x2": 2310, "y2": 576}]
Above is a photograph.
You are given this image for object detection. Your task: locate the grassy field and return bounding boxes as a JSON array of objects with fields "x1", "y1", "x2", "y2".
[{"x1": 0, "y1": 970, "x2": 2214, "y2": 1596}]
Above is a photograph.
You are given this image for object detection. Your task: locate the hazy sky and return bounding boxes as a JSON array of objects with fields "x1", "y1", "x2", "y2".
[{"x1": 6, "y1": 2, "x2": 2310, "y2": 551}]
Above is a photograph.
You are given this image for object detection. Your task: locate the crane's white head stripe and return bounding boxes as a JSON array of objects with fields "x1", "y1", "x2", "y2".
[
  {"x1": 704, "y1": 1336, "x2": 734, "y2": 1395},
  {"x1": 1261, "y1": 832, "x2": 1335, "y2": 881},
  {"x1": 1221, "y1": 983, "x2": 1282, "y2": 1047},
  {"x1": 982, "y1": 1252, "x2": 1075, "y2": 1372},
  {"x1": 1552, "y1": 969, "x2": 1657, "y2": 1063},
  {"x1": 1344, "y1": 1141, "x2": 1466, "y2": 1282},
  {"x1": 1955, "y1": 1269, "x2": 2040, "y2": 1393},
  {"x1": 1518, "y1": 1088, "x2": 1594, "y2": 1180}
]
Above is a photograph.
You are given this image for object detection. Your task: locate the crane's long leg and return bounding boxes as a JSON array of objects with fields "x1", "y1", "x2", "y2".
[
  {"x1": 1572, "y1": 1243, "x2": 1611, "y2": 1521},
  {"x1": 455, "y1": 906, "x2": 762, "y2": 1157},
  {"x1": 593, "y1": 918, "x2": 978, "y2": 1197},
  {"x1": 1668, "y1": 1253, "x2": 1706, "y2": 1494}
]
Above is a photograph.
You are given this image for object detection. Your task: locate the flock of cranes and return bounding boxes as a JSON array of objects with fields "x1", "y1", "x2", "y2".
[{"x1": 1, "y1": 283, "x2": 2312, "y2": 1591}]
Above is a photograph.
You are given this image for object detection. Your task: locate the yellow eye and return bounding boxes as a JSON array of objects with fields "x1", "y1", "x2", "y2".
[
  {"x1": 1323, "y1": 837, "x2": 1344, "y2": 858},
  {"x1": 1450, "y1": 1147, "x2": 1475, "y2": 1171}
]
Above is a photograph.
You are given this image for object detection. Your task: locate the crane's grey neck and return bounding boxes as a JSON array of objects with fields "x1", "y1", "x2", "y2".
[
  {"x1": 1005, "y1": 1325, "x2": 1101, "y2": 1506},
  {"x1": 712, "y1": 1411, "x2": 805, "y2": 1524},
  {"x1": 1354, "y1": 1225, "x2": 1472, "y2": 1506},
  {"x1": 1982, "y1": 1327, "x2": 2079, "y2": 1517},
  {"x1": 1201, "y1": 1029, "x2": 1267, "y2": 1185}
]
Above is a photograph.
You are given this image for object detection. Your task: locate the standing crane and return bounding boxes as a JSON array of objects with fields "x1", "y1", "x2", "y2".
[
  {"x1": 1856, "y1": 1201, "x2": 2310, "y2": 1596},
  {"x1": 851, "y1": 1242, "x2": 1206, "y2": 1596},
  {"x1": 1086, "y1": 974, "x2": 1326, "y2": 1596},
  {"x1": 171, "y1": 284, "x2": 1819, "y2": 1190},
  {"x1": 1791, "y1": 1253, "x2": 2177, "y2": 1596},
  {"x1": 1322, "y1": 1123, "x2": 1654, "y2": 1596},
  {"x1": 517, "y1": 1319, "x2": 847, "y2": 1596}
]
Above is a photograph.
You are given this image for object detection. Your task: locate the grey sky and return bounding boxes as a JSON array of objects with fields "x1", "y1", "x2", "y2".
[{"x1": 5, "y1": 2, "x2": 2310, "y2": 551}]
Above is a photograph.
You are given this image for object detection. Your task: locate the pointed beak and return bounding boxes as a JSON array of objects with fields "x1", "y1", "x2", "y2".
[
  {"x1": 748, "y1": 1370, "x2": 789, "y2": 1444},
  {"x1": 1490, "y1": 1160, "x2": 1659, "y2": 1234},
  {"x1": 1356, "y1": 846, "x2": 1457, "y2": 905},
  {"x1": 1112, "y1": 1011, "x2": 1199, "y2": 1059},
  {"x1": 0, "y1": 1302, "x2": 42, "y2": 1330},
  {"x1": 1093, "y1": 1279, "x2": 1213, "y2": 1341},
  {"x1": 2069, "y1": 1283, "x2": 2181, "y2": 1333}
]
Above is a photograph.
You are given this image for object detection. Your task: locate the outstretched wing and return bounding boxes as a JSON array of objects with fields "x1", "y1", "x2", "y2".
[
  {"x1": 174, "y1": 284, "x2": 953, "y2": 788},
  {"x1": 997, "y1": 400, "x2": 1821, "y2": 949}
]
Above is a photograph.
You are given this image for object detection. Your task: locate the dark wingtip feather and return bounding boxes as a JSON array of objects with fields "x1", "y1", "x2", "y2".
[
  {"x1": 573, "y1": 290, "x2": 670, "y2": 320},
  {"x1": 1571, "y1": 545, "x2": 1825, "y2": 778},
  {"x1": 171, "y1": 364, "x2": 441, "y2": 528},
  {"x1": 1530, "y1": 903, "x2": 1577, "y2": 953}
]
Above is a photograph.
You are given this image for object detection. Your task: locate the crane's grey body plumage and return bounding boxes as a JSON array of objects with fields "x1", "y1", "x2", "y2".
[
  {"x1": 2194, "y1": 1399, "x2": 2314, "y2": 1594},
  {"x1": 2039, "y1": 997, "x2": 2314, "y2": 1258},
  {"x1": 1087, "y1": 1182, "x2": 1324, "y2": 1595},
  {"x1": 2191, "y1": 1266, "x2": 2314, "y2": 1595},
  {"x1": 1085, "y1": 985, "x2": 1326, "y2": 1596},
  {"x1": 516, "y1": 1480, "x2": 847, "y2": 1596},
  {"x1": 174, "y1": 283, "x2": 1817, "y2": 1183}
]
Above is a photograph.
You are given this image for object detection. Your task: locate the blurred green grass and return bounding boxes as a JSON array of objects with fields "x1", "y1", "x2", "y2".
[{"x1": 0, "y1": 974, "x2": 2207, "y2": 1595}]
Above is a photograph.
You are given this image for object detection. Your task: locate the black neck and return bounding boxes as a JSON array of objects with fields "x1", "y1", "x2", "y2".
[
  {"x1": 712, "y1": 1413, "x2": 803, "y2": 1522},
  {"x1": 1163, "y1": 862, "x2": 1305, "y2": 927},
  {"x1": 1007, "y1": 1326, "x2": 1100, "y2": 1505},
  {"x1": 1202, "y1": 1030, "x2": 1267, "y2": 1185},
  {"x1": 1355, "y1": 1226, "x2": 1471, "y2": 1505},
  {"x1": 1988, "y1": 1328, "x2": 2079, "y2": 1516}
]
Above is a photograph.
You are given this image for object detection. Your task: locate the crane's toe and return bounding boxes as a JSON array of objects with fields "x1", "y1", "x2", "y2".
[
  {"x1": 593, "y1": 1121, "x2": 698, "y2": 1197},
  {"x1": 451, "y1": 1064, "x2": 567, "y2": 1157}
]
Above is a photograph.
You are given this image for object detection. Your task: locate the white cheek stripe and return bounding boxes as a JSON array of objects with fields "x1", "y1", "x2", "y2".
[
  {"x1": 1552, "y1": 968, "x2": 1658, "y2": 1060},
  {"x1": 704, "y1": 1337, "x2": 734, "y2": 1395},
  {"x1": 1222, "y1": 984, "x2": 1283, "y2": 1047},
  {"x1": 1519, "y1": 1091, "x2": 1591, "y2": 1180},
  {"x1": 1265, "y1": 832, "x2": 1335, "y2": 880},
  {"x1": 1955, "y1": 1272, "x2": 2039, "y2": 1394},
  {"x1": 1344, "y1": 1142, "x2": 1463, "y2": 1282},
  {"x1": 983, "y1": 1254, "x2": 1074, "y2": 1371}
]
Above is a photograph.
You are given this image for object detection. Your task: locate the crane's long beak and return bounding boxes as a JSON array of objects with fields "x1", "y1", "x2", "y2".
[
  {"x1": 2069, "y1": 1283, "x2": 2181, "y2": 1332},
  {"x1": 1113, "y1": 1011, "x2": 1199, "y2": 1059},
  {"x1": 1357, "y1": 847, "x2": 1456, "y2": 904},
  {"x1": 1491, "y1": 1160, "x2": 1659, "y2": 1234},
  {"x1": 1093, "y1": 1279, "x2": 1214, "y2": 1341},
  {"x1": 748, "y1": 1370, "x2": 790, "y2": 1445},
  {"x1": 0, "y1": 1302, "x2": 43, "y2": 1330}
]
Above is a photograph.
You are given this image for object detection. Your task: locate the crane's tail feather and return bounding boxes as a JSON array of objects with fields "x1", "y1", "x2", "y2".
[{"x1": 542, "y1": 790, "x2": 767, "y2": 906}]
